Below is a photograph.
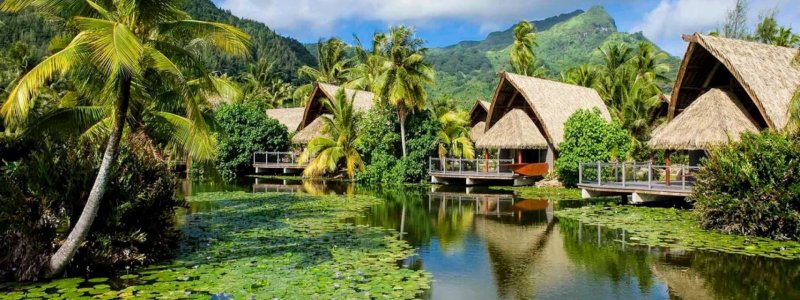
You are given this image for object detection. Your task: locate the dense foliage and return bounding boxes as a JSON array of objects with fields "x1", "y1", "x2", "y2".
[
  {"x1": 556, "y1": 109, "x2": 630, "y2": 186},
  {"x1": 693, "y1": 132, "x2": 800, "y2": 240},
  {"x1": 356, "y1": 105, "x2": 438, "y2": 184},
  {"x1": 299, "y1": 89, "x2": 364, "y2": 179},
  {"x1": 0, "y1": 139, "x2": 179, "y2": 281},
  {"x1": 215, "y1": 102, "x2": 290, "y2": 180}
]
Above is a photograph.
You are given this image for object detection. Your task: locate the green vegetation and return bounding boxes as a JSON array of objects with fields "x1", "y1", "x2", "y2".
[
  {"x1": 215, "y1": 102, "x2": 290, "y2": 180},
  {"x1": 300, "y1": 88, "x2": 365, "y2": 179},
  {"x1": 556, "y1": 108, "x2": 631, "y2": 186},
  {"x1": 430, "y1": 97, "x2": 474, "y2": 160},
  {"x1": 493, "y1": 186, "x2": 582, "y2": 200},
  {"x1": 555, "y1": 205, "x2": 800, "y2": 259},
  {"x1": 510, "y1": 21, "x2": 546, "y2": 77},
  {"x1": 1, "y1": 192, "x2": 431, "y2": 298},
  {"x1": 0, "y1": 0, "x2": 249, "y2": 276},
  {"x1": 694, "y1": 132, "x2": 800, "y2": 240},
  {"x1": 357, "y1": 105, "x2": 438, "y2": 184},
  {"x1": 1, "y1": 139, "x2": 179, "y2": 281}
]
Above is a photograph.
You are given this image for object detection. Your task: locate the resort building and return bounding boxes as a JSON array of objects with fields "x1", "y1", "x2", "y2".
[
  {"x1": 469, "y1": 99, "x2": 491, "y2": 141},
  {"x1": 476, "y1": 72, "x2": 610, "y2": 173},
  {"x1": 580, "y1": 33, "x2": 800, "y2": 202},
  {"x1": 649, "y1": 33, "x2": 800, "y2": 164},
  {"x1": 430, "y1": 72, "x2": 610, "y2": 186},
  {"x1": 255, "y1": 82, "x2": 375, "y2": 173},
  {"x1": 292, "y1": 82, "x2": 375, "y2": 144},
  {"x1": 265, "y1": 107, "x2": 304, "y2": 133}
]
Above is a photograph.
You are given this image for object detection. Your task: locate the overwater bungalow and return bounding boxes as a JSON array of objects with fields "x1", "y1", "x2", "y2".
[
  {"x1": 580, "y1": 33, "x2": 800, "y2": 202},
  {"x1": 254, "y1": 82, "x2": 374, "y2": 173},
  {"x1": 649, "y1": 33, "x2": 800, "y2": 153},
  {"x1": 292, "y1": 82, "x2": 375, "y2": 144},
  {"x1": 431, "y1": 72, "x2": 611, "y2": 186},
  {"x1": 469, "y1": 99, "x2": 491, "y2": 141}
]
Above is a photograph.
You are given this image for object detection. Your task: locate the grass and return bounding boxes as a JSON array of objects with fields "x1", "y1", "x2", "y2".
[
  {"x1": 1, "y1": 192, "x2": 430, "y2": 299},
  {"x1": 555, "y1": 205, "x2": 800, "y2": 260}
]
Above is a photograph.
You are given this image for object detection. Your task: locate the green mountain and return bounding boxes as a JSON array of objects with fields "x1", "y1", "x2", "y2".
[
  {"x1": 428, "y1": 6, "x2": 680, "y2": 108},
  {"x1": 0, "y1": 0, "x2": 316, "y2": 82}
]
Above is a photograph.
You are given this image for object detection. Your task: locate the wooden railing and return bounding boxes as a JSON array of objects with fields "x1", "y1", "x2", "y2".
[
  {"x1": 253, "y1": 151, "x2": 304, "y2": 166},
  {"x1": 578, "y1": 162, "x2": 700, "y2": 190},
  {"x1": 429, "y1": 157, "x2": 515, "y2": 175}
]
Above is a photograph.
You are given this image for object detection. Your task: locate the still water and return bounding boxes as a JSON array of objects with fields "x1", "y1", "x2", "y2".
[{"x1": 246, "y1": 177, "x2": 800, "y2": 300}]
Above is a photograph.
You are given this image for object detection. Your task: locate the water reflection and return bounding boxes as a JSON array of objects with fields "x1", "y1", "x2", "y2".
[{"x1": 179, "y1": 178, "x2": 800, "y2": 300}]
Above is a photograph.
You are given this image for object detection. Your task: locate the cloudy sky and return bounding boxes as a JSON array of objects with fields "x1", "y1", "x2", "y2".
[{"x1": 213, "y1": 0, "x2": 798, "y2": 55}]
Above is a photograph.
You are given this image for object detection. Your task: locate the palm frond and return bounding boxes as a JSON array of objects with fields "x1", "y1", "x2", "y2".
[{"x1": 160, "y1": 20, "x2": 251, "y2": 57}]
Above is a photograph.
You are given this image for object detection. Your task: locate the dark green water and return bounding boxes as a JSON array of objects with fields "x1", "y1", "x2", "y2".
[
  {"x1": 4, "y1": 177, "x2": 800, "y2": 299},
  {"x1": 248, "y1": 178, "x2": 800, "y2": 299}
]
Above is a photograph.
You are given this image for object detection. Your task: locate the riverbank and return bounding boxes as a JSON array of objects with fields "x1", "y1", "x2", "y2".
[
  {"x1": 2, "y1": 192, "x2": 430, "y2": 299},
  {"x1": 555, "y1": 205, "x2": 800, "y2": 259}
]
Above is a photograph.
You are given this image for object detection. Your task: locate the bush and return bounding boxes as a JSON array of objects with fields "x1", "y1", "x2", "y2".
[
  {"x1": 215, "y1": 102, "x2": 290, "y2": 181},
  {"x1": 556, "y1": 108, "x2": 631, "y2": 187},
  {"x1": 356, "y1": 105, "x2": 438, "y2": 184},
  {"x1": 0, "y1": 138, "x2": 180, "y2": 280},
  {"x1": 693, "y1": 132, "x2": 800, "y2": 240}
]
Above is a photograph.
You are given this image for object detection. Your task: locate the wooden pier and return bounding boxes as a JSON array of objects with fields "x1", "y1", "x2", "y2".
[
  {"x1": 428, "y1": 157, "x2": 546, "y2": 186},
  {"x1": 253, "y1": 152, "x2": 306, "y2": 173},
  {"x1": 577, "y1": 162, "x2": 699, "y2": 203}
]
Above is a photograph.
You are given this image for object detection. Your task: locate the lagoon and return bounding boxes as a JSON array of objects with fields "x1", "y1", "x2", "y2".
[{"x1": 3, "y1": 177, "x2": 800, "y2": 299}]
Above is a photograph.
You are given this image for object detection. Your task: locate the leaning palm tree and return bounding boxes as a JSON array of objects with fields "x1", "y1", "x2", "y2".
[
  {"x1": 299, "y1": 88, "x2": 364, "y2": 179},
  {"x1": 381, "y1": 26, "x2": 434, "y2": 157},
  {"x1": 295, "y1": 38, "x2": 354, "y2": 104},
  {"x1": 0, "y1": 0, "x2": 249, "y2": 276}
]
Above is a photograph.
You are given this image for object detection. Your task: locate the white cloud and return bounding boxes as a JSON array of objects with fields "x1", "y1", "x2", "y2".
[
  {"x1": 215, "y1": 0, "x2": 620, "y2": 39},
  {"x1": 631, "y1": 0, "x2": 800, "y2": 55}
]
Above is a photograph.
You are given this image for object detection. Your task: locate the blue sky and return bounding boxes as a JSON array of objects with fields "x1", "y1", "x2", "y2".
[{"x1": 213, "y1": 0, "x2": 799, "y2": 55}]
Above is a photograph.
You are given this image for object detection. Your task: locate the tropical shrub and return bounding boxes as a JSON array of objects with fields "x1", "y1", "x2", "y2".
[
  {"x1": 215, "y1": 102, "x2": 290, "y2": 180},
  {"x1": 693, "y1": 132, "x2": 800, "y2": 240},
  {"x1": 0, "y1": 138, "x2": 179, "y2": 280},
  {"x1": 556, "y1": 108, "x2": 631, "y2": 186},
  {"x1": 357, "y1": 105, "x2": 438, "y2": 184}
]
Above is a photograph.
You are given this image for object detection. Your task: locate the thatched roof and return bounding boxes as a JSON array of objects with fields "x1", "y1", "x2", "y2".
[
  {"x1": 470, "y1": 121, "x2": 486, "y2": 141},
  {"x1": 485, "y1": 72, "x2": 610, "y2": 149},
  {"x1": 265, "y1": 107, "x2": 304, "y2": 133},
  {"x1": 469, "y1": 100, "x2": 491, "y2": 124},
  {"x1": 670, "y1": 33, "x2": 800, "y2": 130},
  {"x1": 298, "y1": 83, "x2": 374, "y2": 129},
  {"x1": 291, "y1": 114, "x2": 330, "y2": 144},
  {"x1": 476, "y1": 109, "x2": 548, "y2": 149},
  {"x1": 650, "y1": 88, "x2": 759, "y2": 150}
]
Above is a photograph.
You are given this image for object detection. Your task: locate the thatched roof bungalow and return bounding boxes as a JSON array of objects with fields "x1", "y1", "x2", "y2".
[
  {"x1": 469, "y1": 100, "x2": 491, "y2": 141},
  {"x1": 292, "y1": 83, "x2": 375, "y2": 144},
  {"x1": 475, "y1": 72, "x2": 610, "y2": 173},
  {"x1": 265, "y1": 107, "x2": 304, "y2": 133},
  {"x1": 650, "y1": 33, "x2": 800, "y2": 155}
]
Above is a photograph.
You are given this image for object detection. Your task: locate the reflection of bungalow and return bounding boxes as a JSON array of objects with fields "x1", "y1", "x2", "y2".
[
  {"x1": 476, "y1": 72, "x2": 611, "y2": 174},
  {"x1": 292, "y1": 83, "x2": 375, "y2": 144},
  {"x1": 469, "y1": 100, "x2": 491, "y2": 141},
  {"x1": 265, "y1": 107, "x2": 304, "y2": 133},
  {"x1": 649, "y1": 33, "x2": 800, "y2": 161}
]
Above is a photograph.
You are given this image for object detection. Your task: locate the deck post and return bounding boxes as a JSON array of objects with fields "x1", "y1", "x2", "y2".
[
  {"x1": 459, "y1": 158, "x2": 463, "y2": 173},
  {"x1": 578, "y1": 162, "x2": 583, "y2": 184},
  {"x1": 681, "y1": 166, "x2": 686, "y2": 190},
  {"x1": 597, "y1": 162, "x2": 601, "y2": 185},
  {"x1": 622, "y1": 162, "x2": 626, "y2": 187},
  {"x1": 647, "y1": 163, "x2": 652, "y2": 189}
]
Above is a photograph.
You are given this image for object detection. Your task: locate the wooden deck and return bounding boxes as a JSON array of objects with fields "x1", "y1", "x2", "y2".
[
  {"x1": 578, "y1": 162, "x2": 699, "y2": 201},
  {"x1": 578, "y1": 181, "x2": 694, "y2": 197}
]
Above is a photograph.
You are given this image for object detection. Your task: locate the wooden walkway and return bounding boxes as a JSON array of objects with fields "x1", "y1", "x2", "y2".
[{"x1": 578, "y1": 162, "x2": 699, "y2": 201}]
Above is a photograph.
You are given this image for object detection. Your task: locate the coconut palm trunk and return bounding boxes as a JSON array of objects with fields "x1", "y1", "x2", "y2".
[
  {"x1": 399, "y1": 107, "x2": 408, "y2": 157},
  {"x1": 47, "y1": 77, "x2": 131, "y2": 277}
]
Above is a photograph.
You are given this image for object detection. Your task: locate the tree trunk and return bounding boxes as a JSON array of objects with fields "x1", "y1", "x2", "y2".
[
  {"x1": 46, "y1": 77, "x2": 131, "y2": 277},
  {"x1": 399, "y1": 108, "x2": 407, "y2": 157}
]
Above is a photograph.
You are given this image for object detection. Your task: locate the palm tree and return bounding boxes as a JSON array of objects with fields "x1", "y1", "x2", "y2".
[
  {"x1": 295, "y1": 38, "x2": 353, "y2": 104},
  {"x1": 348, "y1": 33, "x2": 388, "y2": 95},
  {"x1": 774, "y1": 28, "x2": 800, "y2": 47},
  {"x1": 561, "y1": 65, "x2": 600, "y2": 88},
  {"x1": 510, "y1": 21, "x2": 546, "y2": 77},
  {"x1": 299, "y1": 88, "x2": 364, "y2": 179},
  {"x1": 0, "y1": 0, "x2": 249, "y2": 276},
  {"x1": 240, "y1": 60, "x2": 294, "y2": 108},
  {"x1": 631, "y1": 42, "x2": 670, "y2": 83},
  {"x1": 435, "y1": 111, "x2": 475, "y2": 160},
  {"x1": 381, "y1": 26, "x2": 434, "y2": 157}
]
